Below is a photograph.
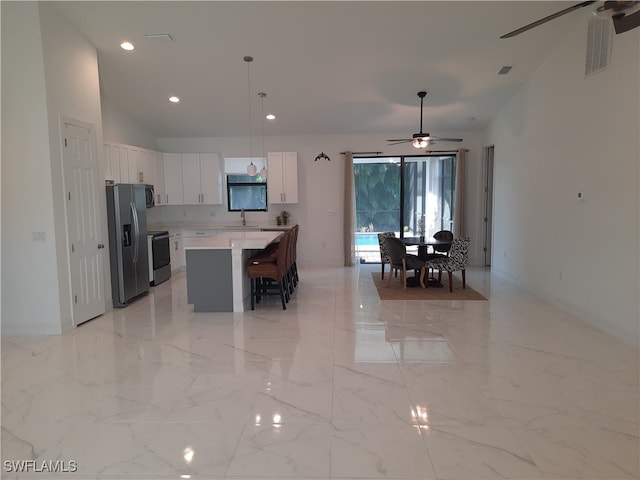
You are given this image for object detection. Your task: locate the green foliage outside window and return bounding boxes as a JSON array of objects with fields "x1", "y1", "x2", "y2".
[{"x1": 354, "y1": 163, "x2": 400, "y2": 232}]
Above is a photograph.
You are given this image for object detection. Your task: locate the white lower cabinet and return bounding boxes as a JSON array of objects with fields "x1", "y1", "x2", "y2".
[
  {"x1": 182, "y1": 229, "x2": 218, "y2": 249},
  {"x1": 170, "y1": 232, "x2": 184, "y2": 272}
]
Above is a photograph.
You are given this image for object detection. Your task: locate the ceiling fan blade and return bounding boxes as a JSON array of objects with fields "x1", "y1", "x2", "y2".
[
  {"x1": 387, "y1": 139, "x2": 413, "y2": 145},
  {"x1": 500, "y1": 1, "x2": 596, "y2": 38},
  {"x1": 429, "y1": 136, "x2": 463, "y2": 142},
  {"x1": 612, "y1": 7, "x2": 640, "y2": 33},
  {"x1": 386, "y1": 138, "x2": 412, "y2": 142}
]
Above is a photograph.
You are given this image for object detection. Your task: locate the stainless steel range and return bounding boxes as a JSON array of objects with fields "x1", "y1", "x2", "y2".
[{"x1": 147, "y1": 230, "x2": 171, "y2": 286}]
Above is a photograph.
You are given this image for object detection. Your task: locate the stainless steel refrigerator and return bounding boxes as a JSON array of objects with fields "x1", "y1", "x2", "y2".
[{"x1": 106, "y1": 184, "x2": 150, "y2": 307}]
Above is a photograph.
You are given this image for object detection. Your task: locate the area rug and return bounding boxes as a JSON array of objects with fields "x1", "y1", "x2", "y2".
[{"x1": 371, "y1": 272, "x2": 487, "y2": 301}]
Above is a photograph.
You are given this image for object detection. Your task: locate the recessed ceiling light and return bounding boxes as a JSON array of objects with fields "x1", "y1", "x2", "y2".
[
  {"x1": 120, "y1": 41, "x2": 135, "y2": 51},
  {"x1": 169, "y1": 96, "x2": 180, "y2": 103},
  {"x1": 266, "y1": 114, "x2": 276, "y2": 120}
]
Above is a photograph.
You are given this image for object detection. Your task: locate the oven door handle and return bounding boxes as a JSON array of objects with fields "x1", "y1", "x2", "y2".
[{"x1": 152, "y1": 233, "x2": 170, "y2": 241}]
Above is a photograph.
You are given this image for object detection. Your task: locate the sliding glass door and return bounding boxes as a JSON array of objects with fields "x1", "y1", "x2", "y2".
[
  {"x1": 402, "y1": 155, "x2": 456, "y2": 238},
  {"x1": 353, "y1": 155, "x2": 456, "y2": 263},
  {"x1": 353, "y1": 157, "x2": 401, "y2": 263}
]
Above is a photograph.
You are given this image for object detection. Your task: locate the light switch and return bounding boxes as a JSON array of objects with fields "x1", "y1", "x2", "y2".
[{"x1": 32, "y1": 231, "x2": 46, "y2": 241}]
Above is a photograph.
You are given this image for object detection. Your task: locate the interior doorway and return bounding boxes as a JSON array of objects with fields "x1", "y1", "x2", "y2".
[{"x1": 62, "y1": 119, "x2": 106, "y2": 325}]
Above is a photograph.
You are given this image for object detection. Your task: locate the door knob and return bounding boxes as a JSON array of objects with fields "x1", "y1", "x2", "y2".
[{"x1": 98, "y1": 244, "x2": 105, "y2": 249}]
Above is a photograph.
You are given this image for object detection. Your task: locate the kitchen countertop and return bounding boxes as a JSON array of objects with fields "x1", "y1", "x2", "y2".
[
  {"x1": 183, "y1": 231, "x2": 282, "y2": 250},
  {"x1": 148, "y1": 222, "x2": 291, "y2": 232}
]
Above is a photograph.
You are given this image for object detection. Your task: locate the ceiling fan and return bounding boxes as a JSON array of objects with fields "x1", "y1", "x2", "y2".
[
  {"x1": 387, "y1": 91, "x2": 463, "y2": 148},
  {"x1": 500, "y1": 1, "x2": 640, "y2": 38}
]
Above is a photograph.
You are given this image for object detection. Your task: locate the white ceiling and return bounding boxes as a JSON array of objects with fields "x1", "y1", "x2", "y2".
[{"x1": 53, "y1": 1, "x2": 592, "y2": 140}]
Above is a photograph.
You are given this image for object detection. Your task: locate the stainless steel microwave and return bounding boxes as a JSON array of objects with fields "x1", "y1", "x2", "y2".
[{"x1": 144, "y1": 184, "x2": 155, "y2": 208}]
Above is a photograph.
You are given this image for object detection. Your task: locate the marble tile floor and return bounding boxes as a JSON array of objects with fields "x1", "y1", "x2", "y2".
[{"x1": 1, "y1": 265, "x2": 638, "y2": 480}]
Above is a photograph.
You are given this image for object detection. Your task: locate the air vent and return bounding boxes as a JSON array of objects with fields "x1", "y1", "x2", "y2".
[
  {"x1": 585, "y1": 17, "x2": 611, "y2": 76},
  {"x1": 145, "y1": 33, "x2": 174, "y2": 43},
  {"x1": 498, "y1": 66, "x2": 513, "y2": 75}
]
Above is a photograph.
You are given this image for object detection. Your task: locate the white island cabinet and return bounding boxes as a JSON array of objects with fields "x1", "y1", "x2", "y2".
[{"x1": 184, "y1": 231, "x2": 281, "y2": 312}]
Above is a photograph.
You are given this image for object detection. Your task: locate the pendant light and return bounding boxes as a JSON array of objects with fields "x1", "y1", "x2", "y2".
[
  {"x1": 244, "y1": 56, "x2": 257, "y2": 176},
  {"x1": 258, "y1": 92, "x2": 268, "y2": 178}
]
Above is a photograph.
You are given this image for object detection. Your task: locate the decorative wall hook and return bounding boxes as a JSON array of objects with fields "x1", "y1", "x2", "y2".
[{"x1": 314, "y1": 152, "x2": 331, "y2": 162}]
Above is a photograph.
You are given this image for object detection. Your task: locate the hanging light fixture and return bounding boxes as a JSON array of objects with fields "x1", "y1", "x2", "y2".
[
  {"x1": 412, "y1": 137, "x2": 429, "y2": 149},
  {"x1": 258, "y1": 92, "x2": 268, "y2": 178},
  {"x1": 244, "y1": 56, "x2": 257, "y2": 176}
]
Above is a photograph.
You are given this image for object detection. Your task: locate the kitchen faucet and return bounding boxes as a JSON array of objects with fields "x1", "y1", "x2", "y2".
[{"x1": 240, "y1": 209, "x2": 246, "y2": 226}]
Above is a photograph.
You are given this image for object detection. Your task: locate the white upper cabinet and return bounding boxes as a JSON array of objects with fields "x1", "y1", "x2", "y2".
[
  {"x1": 267, "y1": 152, "x2": 298, "y2": 204},
  {"x1": 181, "y1": 153, "x2": 222, "y2": 205},
  {"x1": 137, "y1": 149, "x2": 155, "y2": 185},
  {"x1": 154, "y1": 151, "x2": 166, "y2": 206},
  {"x1": 104, "y1": 143, "x2": 120, "y2": 183},
  {"x1": 199, "y1": 153, "x2": 222, "y2": 204},
  {"x1": 163, "y1": 153, "x2": 184, "y2": 205}
]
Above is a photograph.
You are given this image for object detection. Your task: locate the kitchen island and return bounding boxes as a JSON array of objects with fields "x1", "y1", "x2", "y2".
[{"x1": 185, "y1": 230, "x2": 282, "y2": 312}]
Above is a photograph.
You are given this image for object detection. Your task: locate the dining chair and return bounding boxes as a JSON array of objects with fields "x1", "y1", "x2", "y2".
[
  {"x1": 247, "y1": 229, "x2": 292, "y2": 310},
  {"x1": 432, "y1": 230, "x2": 454, "y2": 254},
  {"x1": 377, "y1": 231, "x2": 396, "y2": 280},
  {"x1": 425, "y1": 237, "x2": 470, "y2": 292},
  {"x1": 384, "y1": 237, "x2": 425, "y2": 289}
]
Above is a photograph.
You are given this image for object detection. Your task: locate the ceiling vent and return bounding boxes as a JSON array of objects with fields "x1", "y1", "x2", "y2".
[
  {"x1": 145, "y1": 33, "x2": 174, "y2": 43},
  {"x1": 585, "y1": 17, "x2": 612, "y2": 77}
]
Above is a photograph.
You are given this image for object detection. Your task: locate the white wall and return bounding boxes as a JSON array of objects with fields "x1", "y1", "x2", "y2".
[
  {"x1": 156, "y1": 132, "x2": 486, "y2": 267},
  {"x1": 1, "y1": 2, "x2": 61, "y2": 334},
  {"x1": 485, "y1": 25, "x2": 639, "y2": 345},
  {"x1": 101, "y1": 98, "x2": 158, "y2": 150},
  {"x1": 1, "y1": 3, "x2": 104, "y2": 334}
]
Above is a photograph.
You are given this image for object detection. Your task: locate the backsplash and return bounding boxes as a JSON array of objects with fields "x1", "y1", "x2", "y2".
[{"x1": 147, "y1": 204, "x2": 296, "y2": 227}]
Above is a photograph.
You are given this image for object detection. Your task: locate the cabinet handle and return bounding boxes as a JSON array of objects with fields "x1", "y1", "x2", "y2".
[
  {"x1": 166, "y1": 194, "x2": 169, "y2": 204},
  {"x1": 157, "y1": 194, "x2": 161, "y2": 204},
  {"x1": 139, "y1": 172, "x2": 144, "y2": 183}
]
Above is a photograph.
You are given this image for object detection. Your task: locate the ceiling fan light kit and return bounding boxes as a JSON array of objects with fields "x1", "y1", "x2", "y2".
[{"x1": 387, "y1": 91, "x2": 463, "y2": 148}]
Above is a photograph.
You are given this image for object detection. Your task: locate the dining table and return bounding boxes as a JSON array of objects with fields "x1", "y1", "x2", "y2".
[
  {"x1": 402, "y1": 236, "x2": 453, "y2": 287},
  {"x1": 402, "y1": 236, "x2": 453, "y2": 260}
]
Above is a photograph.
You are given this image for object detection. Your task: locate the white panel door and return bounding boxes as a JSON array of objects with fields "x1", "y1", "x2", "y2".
[
  {"x1": 200, "y1": 153, "x2": 222, "y2": 204},
  {"x1": 181, "y1": 153, "x2": 201, "y2": 204},
  {"x1": 63, "y1": 122, "x2": 106, "y2": 326},
  {"x1": 163, "y1": 153, "x2": 184, "y2": 205}
]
